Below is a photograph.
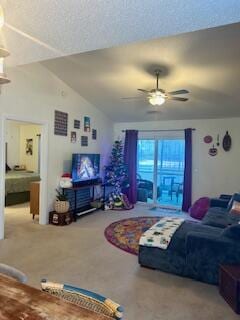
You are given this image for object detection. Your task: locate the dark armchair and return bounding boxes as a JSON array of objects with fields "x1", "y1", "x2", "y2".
[{"x1": 137, "y1": 179, "x2": 153, "y2": 202}]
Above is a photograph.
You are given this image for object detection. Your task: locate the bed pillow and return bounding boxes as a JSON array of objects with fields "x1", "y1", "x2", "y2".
[
  {"x1": 5, "y1": 163, "x2": 11, "y2": 172},
  {"x1": 222, "y1": 224, "x2": 240, "y2": 240},
  {"x1": 230, "y1": 201, "x2": 240, "y2": 215}
]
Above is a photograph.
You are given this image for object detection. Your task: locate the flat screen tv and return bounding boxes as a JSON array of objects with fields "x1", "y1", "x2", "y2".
[{"x1": 72, "y1": 153, "x2": 100, "y2": 183}]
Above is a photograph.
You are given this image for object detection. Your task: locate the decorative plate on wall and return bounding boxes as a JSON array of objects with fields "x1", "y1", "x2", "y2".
[{"x1": 203, "y1": 135, "x2": 213, "y2": 144}]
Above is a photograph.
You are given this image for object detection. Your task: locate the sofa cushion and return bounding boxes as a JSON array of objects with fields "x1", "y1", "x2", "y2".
[
  {"x1": 168, "y1": 221, "x2": 220, "y2": 255},
  {"x1": 204, "y1": 206, "x2": 240, "y2": 227},
  {"x1": 222, "y1": 224, "x2": 240, "y2": 240},
  {"x1": 202, "y1": 211, "x2": 229, "y2": 228}
]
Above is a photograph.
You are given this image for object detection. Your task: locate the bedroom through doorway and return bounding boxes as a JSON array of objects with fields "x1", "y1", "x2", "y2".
[{"x1": 4, "y1": 120, "x2": 42, "y2": 229}]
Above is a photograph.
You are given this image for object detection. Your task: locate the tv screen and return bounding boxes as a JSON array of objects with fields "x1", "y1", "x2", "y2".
[{"x1": 72, "y1": 154, "x2": 100, "y2": 182}]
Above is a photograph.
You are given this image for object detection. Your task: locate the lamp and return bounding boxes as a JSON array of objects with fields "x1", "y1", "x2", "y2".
[
  {"x1": 0, "y1": 5, "x2": 10, "y2": 85},
  {"x1": 149, "y1": 91, "x2": 165, "y2": 106}
]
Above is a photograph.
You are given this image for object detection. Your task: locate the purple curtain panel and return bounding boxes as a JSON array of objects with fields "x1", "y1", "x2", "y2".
[
  {"x1": 124, "y1": 130, "x2": 138, "y2": 204},
  {"x1": 182, "y1": 128, "x2": 192, "y2": 212}
]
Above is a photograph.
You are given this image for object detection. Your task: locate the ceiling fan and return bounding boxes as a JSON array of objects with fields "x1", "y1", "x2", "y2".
[{"x1": 122, "y1": 69, "x2": 189, "y2": 106}]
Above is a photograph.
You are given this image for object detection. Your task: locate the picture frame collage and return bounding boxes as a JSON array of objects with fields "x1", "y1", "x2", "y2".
[{"x1": 54, "y1": 110, "x2": 97, "y2": 147}]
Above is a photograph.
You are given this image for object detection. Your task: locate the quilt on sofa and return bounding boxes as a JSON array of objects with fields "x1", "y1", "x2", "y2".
[{"x1": 139, "y1": 217, "x2": 184, "y2": 250}]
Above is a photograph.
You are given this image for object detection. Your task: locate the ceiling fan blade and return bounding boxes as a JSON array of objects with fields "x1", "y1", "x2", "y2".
[
  {"x1": 146, "y1": 110, "x2": 161, "y2": 114},
  {"x1": 137, "y1": 88, "x2": 151, "y2": 93},
  {"x1": 168, "y1": 89, "x2": 189, "y2": 95},
  {"x1": 168, "y1": 96, "x2": 189, "y2": 102},
  {"x1": 121, "y1": 96, "x2": 145, "y2": 100}
]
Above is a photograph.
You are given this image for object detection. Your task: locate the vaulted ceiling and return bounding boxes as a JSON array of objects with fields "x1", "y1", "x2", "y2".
[
  {"x1": 2, "y1": 0, "x2": 240, "y2": 66},
  {"x1": 43, "y1": 22, "x2": 240, "y2": 121},
  {"x1": 2, "y1": 1, "x2": 240, "y2": 122}
]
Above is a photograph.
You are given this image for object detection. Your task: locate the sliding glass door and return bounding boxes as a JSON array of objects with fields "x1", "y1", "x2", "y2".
[{"x1": 137, "y1": 136, "x2": 185, "y2": 208}]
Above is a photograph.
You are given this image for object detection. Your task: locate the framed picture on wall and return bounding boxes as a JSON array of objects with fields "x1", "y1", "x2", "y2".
[
  {"x1": 26, "y1": 139, "x2": 33, "y2": 155},
  {"x1": 71, "y1": 131, "x2": 77, "y2": 143},
  {"x1": 81, "y1": 136, "x2": 88, "y2": 147},
  {"x1": 84, "y1": 116, "x2": 90, "y2": 132},
  {"x1": 54, "y1": 110, "x2": 68, "y2": 136},
  {"x1": 74, "y1": 119, "x2": 80, "y2": 129},
  {"x1": 92, "y1": 129, "x2": 97, "y2": 140}
]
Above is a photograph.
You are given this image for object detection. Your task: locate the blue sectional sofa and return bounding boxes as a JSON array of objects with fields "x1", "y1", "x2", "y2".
[{"x1": 139, "y1": 193, "x2": 240, "y2": 285}]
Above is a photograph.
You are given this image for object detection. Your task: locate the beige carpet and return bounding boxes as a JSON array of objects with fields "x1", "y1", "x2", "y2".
[{"x1": 1, "y1": 203, "x2": 238, "y2": 320}]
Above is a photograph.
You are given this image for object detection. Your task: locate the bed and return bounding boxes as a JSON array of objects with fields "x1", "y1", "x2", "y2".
[{"x1": 5, "y1": 171, "x2": 40, "y2": 206}]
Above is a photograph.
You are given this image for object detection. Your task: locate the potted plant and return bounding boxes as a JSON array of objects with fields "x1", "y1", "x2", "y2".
[{"x1": 54, "y1": 189, "x2": 70, "y2": 213}]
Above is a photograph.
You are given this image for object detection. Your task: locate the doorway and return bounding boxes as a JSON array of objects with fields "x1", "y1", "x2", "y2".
[
  {"x1": 137, "y1": 135, "x2": 185, "y2": 208},
  {"x1": 0, "y1": 115, "x2": 49, "y2": 240}
]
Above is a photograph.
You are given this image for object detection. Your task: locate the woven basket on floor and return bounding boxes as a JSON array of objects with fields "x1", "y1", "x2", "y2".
[{"x1": 54, "y1": 200, "x2": 70, "y2": 213}]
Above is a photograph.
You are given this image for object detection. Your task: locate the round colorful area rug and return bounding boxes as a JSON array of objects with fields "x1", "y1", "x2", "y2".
[{"x1": 104, "y1": 216, "x2": 161, "y2": 255}]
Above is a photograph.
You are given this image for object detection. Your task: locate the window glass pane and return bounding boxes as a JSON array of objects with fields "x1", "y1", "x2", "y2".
[
  {"x1": 157, "y1": 139, "x2": 184, "y2": 207},
  {"x1": 137, "y1": 140, "x2": 154, "y2": 203}
]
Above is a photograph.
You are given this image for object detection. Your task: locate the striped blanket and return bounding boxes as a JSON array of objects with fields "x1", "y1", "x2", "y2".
[{"x1": 139, "y1": 217, "x2": 185, "y2": 250}]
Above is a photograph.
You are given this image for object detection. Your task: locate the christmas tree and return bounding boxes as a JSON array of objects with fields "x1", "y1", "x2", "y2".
[{"x1": 104, "y1": 140, "x2": 129, "y2": 193}]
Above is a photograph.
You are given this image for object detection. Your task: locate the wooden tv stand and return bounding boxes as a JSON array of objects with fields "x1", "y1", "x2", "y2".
[{"x1": 62, "y1": 181, "x2": 105, "y2": 221}]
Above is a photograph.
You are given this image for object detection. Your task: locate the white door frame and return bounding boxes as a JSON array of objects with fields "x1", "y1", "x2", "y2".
[{"x1": 0, "y1": 114, "x2": 49, "y2": 240}]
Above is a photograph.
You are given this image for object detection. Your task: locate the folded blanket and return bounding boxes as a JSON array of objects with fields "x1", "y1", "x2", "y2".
[{"x1": 139, "y1": 217, "x2": 185, "y2": 250}]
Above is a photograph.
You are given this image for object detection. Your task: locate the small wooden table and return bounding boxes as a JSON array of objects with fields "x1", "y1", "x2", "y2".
[
  {"x1": 0, "y1": 274, "x2": 111, "y2": 319},
  {"x1": 219, "y1": 265, "x2": 240, "y2": 314}
]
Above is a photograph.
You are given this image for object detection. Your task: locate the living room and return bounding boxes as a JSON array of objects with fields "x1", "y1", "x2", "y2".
[{"x1": 0, "y1": 2, "x2": 240, "y2": 319}]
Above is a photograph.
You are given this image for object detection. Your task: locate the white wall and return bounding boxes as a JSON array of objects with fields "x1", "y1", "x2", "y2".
[
  {"x1": 114, "y1": 118, "x2": 240, "y2": 202},
  {"x1": 0, "y1": 63, "x2": 114, "y2": 213},
  {"x1": 19, "y1": 124, "x2": 42, "y2": 172},
  {"x1": 5, "y1": 121, "x2": 20, "y2": 168}
]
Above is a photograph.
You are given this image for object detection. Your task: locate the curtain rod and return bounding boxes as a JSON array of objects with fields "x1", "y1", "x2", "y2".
[{"x1": 121, "y1": 128, "x2": 196, "y2": 133}]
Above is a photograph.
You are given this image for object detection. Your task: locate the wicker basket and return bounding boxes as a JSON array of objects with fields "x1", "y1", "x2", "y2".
[{"x1": 54, "y1": 200, "x2": 70, "y2": 213}]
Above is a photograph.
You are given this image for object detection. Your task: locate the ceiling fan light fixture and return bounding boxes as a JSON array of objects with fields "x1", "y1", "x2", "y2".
[{"x1": 149, "y1": 95, "x2": 165, "y2": 106}]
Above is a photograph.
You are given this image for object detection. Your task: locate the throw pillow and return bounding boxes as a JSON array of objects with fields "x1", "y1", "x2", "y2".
[
  {"x1": 227, "y1": 193, "x2": 240, "y2": 211},
  {"x1": 230, "y1": 201, "x2": 240, "y2": 214},
  {"x1": 189, "y1": 197, "x2": 210, "y2": 220},
  {"x1": 222, "y1": 224, "x2": 240, "y2": 240}
]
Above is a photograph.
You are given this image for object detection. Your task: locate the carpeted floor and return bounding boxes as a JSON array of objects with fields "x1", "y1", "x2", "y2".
[{"x1": 0, "y1": 203, "x2": 238, "y2": 320}]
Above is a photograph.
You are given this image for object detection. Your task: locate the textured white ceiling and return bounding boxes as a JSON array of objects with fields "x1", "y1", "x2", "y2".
[
  {"x1": 1, "y1": 0, "x2": 240, "y2": 66},
  {"x1": 43, "y1": 23, "x2": 240, "y2": 121}
]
